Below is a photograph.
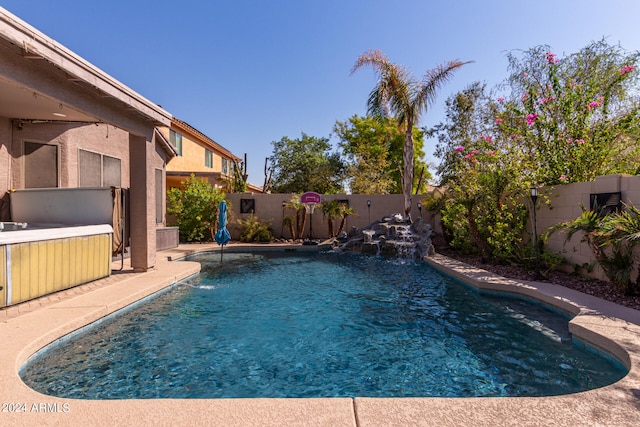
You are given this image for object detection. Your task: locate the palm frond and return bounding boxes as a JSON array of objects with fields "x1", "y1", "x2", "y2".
[
  {"x1": 367, "y1": 83, "x2": 388, "y2": 117},
  {"x1": 350, "y1": 49, "x2": 390, "y2": 75},
  {"x1": 416, "y1": 60, "x2": 474, "y2": 113},
  {"x1": 352, "y1": 49, "x2": 413, "y2": 119},
  {"x1": 550, "y1": 205, "x2": 603, "y2": 243},
  {"x1": 603, "y1": 203, "x2": 640, "y2": 244}
]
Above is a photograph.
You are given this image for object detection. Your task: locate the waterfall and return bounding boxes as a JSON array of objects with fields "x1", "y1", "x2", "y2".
[{"x1": 337, "y1": 214, "x2": 435, "y2": 259}]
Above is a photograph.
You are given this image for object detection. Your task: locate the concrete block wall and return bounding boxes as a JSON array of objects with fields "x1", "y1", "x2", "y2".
[
  {"x1": 225, "y1": 193, "x2": 438, "y2": 241},
  {"x1": 536, "y1": 174, "x2": 638, "y2": 280},
  {"x1": 225, "y1": 174, "x2": 638, "y2": 282},
  {"x1": 621, "y1": 175, "x2": 640, "y2": 203},
  {"x1": 156, "y1": 226, "x2": 179, "y2": 251}
]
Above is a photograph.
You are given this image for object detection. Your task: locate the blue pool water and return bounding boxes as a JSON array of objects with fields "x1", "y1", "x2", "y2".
[{"x1": 21, "y1": 251, "x2": 626, "y2": 398}]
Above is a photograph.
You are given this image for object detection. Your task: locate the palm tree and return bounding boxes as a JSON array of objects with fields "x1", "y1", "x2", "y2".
[
  {"x1": 320, "y1": 199, "x2": 341, "y2": 238},
  {"x1": 285, "y1": 195, "x2": 306, "y2": 240},
  {"x1": 336, "y1": 204, "x2": 356, "y2": 236},
  {"x1": 603, "y1": 203, "x2": 640, "y2": 248},
  {"x1": 352, "y1": 49, "x2": 470, "y2": 217},
  {"x1": 282, "y1": 215, "x2": 295, "y2": 240},
  {"x1": 551, "y1": 204, "x2": 640, "y2": 295},
  {"x1": 600, "y1": 203, "x2": 640, "y2": 295}
]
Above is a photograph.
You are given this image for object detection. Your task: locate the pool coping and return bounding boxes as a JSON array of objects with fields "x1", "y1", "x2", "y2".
[{"x1": 0, "y1": 243, "x2": 639, "y2": 426}]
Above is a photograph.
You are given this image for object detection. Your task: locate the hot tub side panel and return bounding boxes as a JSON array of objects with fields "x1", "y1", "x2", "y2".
[{"x1": 5, "y1": 233, "x2": 111, "y2": 306}]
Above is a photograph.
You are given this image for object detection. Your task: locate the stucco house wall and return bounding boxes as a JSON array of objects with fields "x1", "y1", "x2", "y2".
[
  {"x1": 164, "y1": 118, "x2": 242, "y2": 191},
  {"x1": 0, "y1": 7, "x2": 174, "y2": 271},
  {"x1": 7, "y1": 122, "x2": 131, "y2": 189},
  {"x1": 0, "y1": 118, "x2": 10, "y2": 191}
]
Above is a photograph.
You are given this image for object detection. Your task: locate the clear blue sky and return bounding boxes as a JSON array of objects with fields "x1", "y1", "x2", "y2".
[{"x1": 2, "y1": 0, "x2": 640, "y2": 186}]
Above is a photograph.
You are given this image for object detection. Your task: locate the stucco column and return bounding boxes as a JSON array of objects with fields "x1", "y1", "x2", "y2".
[{"x1": 129, "y1": 133, "x2": 156, "y2": 271}]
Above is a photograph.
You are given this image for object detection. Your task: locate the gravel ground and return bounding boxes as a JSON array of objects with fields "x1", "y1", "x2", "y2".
[{"x1": 437, "y1": 247, "x2": 640, "y2": 312}]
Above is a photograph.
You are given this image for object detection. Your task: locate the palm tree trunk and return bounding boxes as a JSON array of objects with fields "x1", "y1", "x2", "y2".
[
  {"x1": 338, "y1": 216, "x2": 348, "y2": 235},
  {"x1": 327, "y1": 218, "x2": 334, "y2": 238},
  {"x1": 295, "y1": 210, "x2": 302, "y2": 239},
  {"x1": 297, "y1": 208, "x2": 307, "y2": 240},
  {"x1": 403, "y1": 125, "x2": 414, "y2": 217}
]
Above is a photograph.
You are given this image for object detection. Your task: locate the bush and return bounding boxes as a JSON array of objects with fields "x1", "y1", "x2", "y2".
[
  {"x1": 238, "y1": 215, "x2": 274, "y2": 243},
  {"x1": 166, "y1": 175, "x2": 225, "y2": 242},
  {"x1": 441, "y1": 203, "x2": 474, "y2": 253},
  {"x1": 551, "y1": 204, "x2": 640, "y2": 295}
]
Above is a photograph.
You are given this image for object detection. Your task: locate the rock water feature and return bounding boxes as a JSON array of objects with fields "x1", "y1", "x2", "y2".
[{"x1": 337, "y1": 214, "x2": 435, "y2": 260}]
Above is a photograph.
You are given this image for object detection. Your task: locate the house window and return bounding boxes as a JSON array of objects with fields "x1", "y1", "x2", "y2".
[
  {"x1": 205, "y1": 149, "x2": 213, "y2": 168},
  {"x1": 170, "y1": 130, "x2": 183, "y2": 156},
  {"x1": 24, "y1": 141, "x2": 59, "y2": 188},
  {"x1": 103, "y1": 155, "x2": 122, "y2": 187},
  {"x1": 79, "y1": 149, "x2": 101, "y2": 187},
  {"x1": 222, "y1": 158, "x2": 229, "y2": 175},
  {"x1": 79, "y1": 149, "x2": 122, "y2": 187}
]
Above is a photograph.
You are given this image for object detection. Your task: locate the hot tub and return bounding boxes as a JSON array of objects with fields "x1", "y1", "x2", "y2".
[{"x1": 0, "y1": 224, "x2": 112, "y2": 308}]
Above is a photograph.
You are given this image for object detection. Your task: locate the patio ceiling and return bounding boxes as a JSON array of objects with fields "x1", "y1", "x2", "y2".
[{"x1": 0, "y1": 74, "x2": 99, "y2": 123}]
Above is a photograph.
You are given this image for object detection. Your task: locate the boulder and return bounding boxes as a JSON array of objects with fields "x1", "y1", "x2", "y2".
[{"x1": 339, "y1": 214, "x2": 435, "y2": 259}]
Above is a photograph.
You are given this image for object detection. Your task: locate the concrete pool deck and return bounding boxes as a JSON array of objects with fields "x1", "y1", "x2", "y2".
[{"x1": 0, "y1": 243, "x2": 639, "y2": 426}]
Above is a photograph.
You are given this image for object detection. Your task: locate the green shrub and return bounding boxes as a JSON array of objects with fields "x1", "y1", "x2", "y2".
[
  {"x1": 166, "y1": 174, "x2": 225, "y2": 242},
  {"x1": 479, "y1": 201, "x2": 528, "y2": 262},
  {"x1": 551, "y1": 204, "x2": 640, "y2": 295},
  {"x1": 238, "y1": 215, "x2": 274, "y2": 243},
  {"x1": 513, "y1": 243, "x2": 564, "y2": 277},
  {"x1": 441, "y1": 202, "x2": 474, "y2": 253}
]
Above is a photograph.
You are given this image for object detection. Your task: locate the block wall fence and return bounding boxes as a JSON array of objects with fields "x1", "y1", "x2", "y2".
[
  {"x1": 226, "y1": 174, "x2": 640, "y2": 281},
  {"x1": 225, "y1": 193, "x2": 441, "y2": 241},
  {"x1": 535, "y1": 174, "x2": 640, "y2": 280}
]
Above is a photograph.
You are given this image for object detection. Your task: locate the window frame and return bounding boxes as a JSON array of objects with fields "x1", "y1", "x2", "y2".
[
  {"x1": 205, "y1": 149, "x2": 213, "y2": 168},
  {"x1": 23, "y1": 140, "x2": 60, "y2": 188},
  {"x1": 169, "y1": 130, "x2": 183, "y2": 156},
  {"x1": 78, "y1": 148, "x2": 122, "y2": 188}
]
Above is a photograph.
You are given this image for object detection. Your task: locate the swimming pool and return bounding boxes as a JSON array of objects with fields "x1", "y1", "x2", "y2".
[{"x1": 20, "y1": 251, "x2": 626, "y2": 399}]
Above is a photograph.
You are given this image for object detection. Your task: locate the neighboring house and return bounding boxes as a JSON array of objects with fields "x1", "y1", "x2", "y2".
[
  {"x1": 0, "y1": 7, "x2": 176, "y2": 272},
  {"x1": 163, "y1": 118, "x2": 242, "y2": 191},
  {"x1": 163, "y1": 118, "x2": 264, "y2": 193}
]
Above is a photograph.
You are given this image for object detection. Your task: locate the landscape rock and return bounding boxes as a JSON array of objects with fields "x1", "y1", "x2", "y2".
[{"x1": 338, "y1": 214, "x2": 435, "y2": 260}]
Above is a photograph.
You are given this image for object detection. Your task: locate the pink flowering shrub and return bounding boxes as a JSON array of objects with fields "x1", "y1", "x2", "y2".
[
  {"x1": 431, "y1": 42, "x2": 640, "y2": 265},
  {"x1": 620, "y1": 65, "x2": 635, "y2": 75},
  {"x1": 494, "y1": 41, "x2": 640, "y2": 185},
  {"x1": 588, "y1": 97, "x2": 603, "y2": 110},
  {"x1": 546, "y1": 52, "x2": 558, "y2": 64}
]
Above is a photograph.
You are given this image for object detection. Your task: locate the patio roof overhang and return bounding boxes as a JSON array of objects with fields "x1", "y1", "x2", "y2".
[{"x1": 0, "y1": 7, "x2": 172, "y2": 136}]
